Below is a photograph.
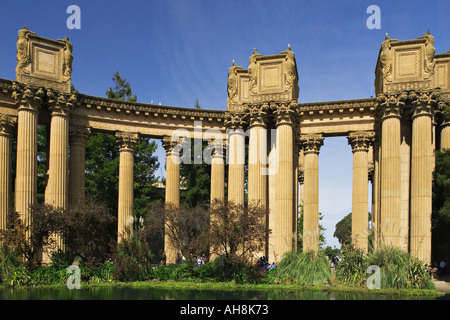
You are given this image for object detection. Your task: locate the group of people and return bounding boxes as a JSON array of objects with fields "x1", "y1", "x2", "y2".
[
  {"x1": 256, "y1": 256, "x2": 276, "y2": 271},
  {"x1": 425, "y1": 260, "x2": 447, "y2": 279}
]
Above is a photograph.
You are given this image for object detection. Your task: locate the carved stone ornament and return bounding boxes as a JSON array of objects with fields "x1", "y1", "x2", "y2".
[
  {"x1": 116, "y1": 131, "x2": 138, "y2": 152},
  {"x1": 379, "y1": 33, "x2": 397, "y2": 82},
  {"x1": 47, "y1": 88, "x2": 77, "y2": 117},
  {"x1": 11, "y1": 81, "x2": 44, "y2": 113},
  {"x1": 273, "y1": 101, "x2": 298, "y2": 126},
  {"x1": 283, "y1": 45, "x2": 299, "y2": 97},
  {"x1": 409, "y1": 89, "x2": 440, "y2": 118},
  {"x1": 0, "y1": 114, "x2": 15, "y2": 137},
  {"x1": 69, "y1": 126, "x2": 91, "y2": 146},
  {"x1": 418, "y1": 31, "x2": 436, "y2": 78},
  {"x1": 227, "y1": 61, "x2": 239, "y2": 104},
  {"x1": 57, "y1": 37, "x2": 74, "y2": 82},
  {"x1": 224, "y1": 111, "x2": 247, "y2": 130},
  {"x1": 300, "y1": 133, "x2": 324, "y2": 155},
  {"x1": 347, "y1": 131, "x2": 375, "y2": 153},
  {"x1": 376, "y1": 91, "x2": 408, "y2": 119},
  {"x1": 16, "y1": 26, "x2": 36, "y2": 77},
  {"x1": 245, "y1": 103, "x2": 269, "y2": 128},
  {"x1": 248, "y1": 48, "x2": 262, "y2": 95}
]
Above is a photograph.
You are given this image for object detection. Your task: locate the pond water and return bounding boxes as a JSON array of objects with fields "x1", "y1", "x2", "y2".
[{"x1": 0, "y1": 286, "x2": 447, "y2": 300}]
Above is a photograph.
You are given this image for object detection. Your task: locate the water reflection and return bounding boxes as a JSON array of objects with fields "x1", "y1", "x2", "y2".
[{"x1": 0, "y1": 286, "x2": 446, "y2": 300}]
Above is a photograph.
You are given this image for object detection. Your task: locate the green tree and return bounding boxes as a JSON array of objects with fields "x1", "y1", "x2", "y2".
[
  {"x1": 105, "y1": 71, "x2": 137, "y2": 102},
  {"x1": 432, "y1": 149, "x2": 450, "y2": 261},
  {"x1": 85, "y1": 71, "x2": 162, "y2": 216},
  {"x1": 179, "y1": 139, "x2": 211, "y2": 208},
  {"x1": 334, "y1": 213, "x2": 352, "y2": 246},
  {"x1": 333, "y1": 212, "x2": 372, "y2": 248}
]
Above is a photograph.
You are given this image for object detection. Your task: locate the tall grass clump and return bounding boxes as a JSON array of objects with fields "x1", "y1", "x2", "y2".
[
  {"x1": 368, "y1": 247, "x2": 434, "y2": 289},
  {"x1": 335, "y1": 247, "x2": 368, "y2": 286},
  {"x1": 335, "y1": 246, "x2": 435, "y2": 289},
  {"x1": 273, "y1": 251, "x2": 332, "y2": 286}
]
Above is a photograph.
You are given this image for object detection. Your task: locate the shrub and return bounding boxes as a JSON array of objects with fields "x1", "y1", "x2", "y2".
[
  {"x1": 368, "y1": 247, "x2": 434, "y2": 289},
  {"x1": 112, "y1": 229, "x2": 154, "y2": 282},
  {"x1": 335, "y1": 247, "x2": 368, "y2": 286},
  {"x1": 272, "y1": 251, "x2": 332, "y2": 286}
]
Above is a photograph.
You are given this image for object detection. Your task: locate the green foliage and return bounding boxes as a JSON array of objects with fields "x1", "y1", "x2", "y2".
[
  {"x1": 368, "y1": 248, "x2": 434, "y2": 289},
  {"x1": 334, "y1": 247, "x2": 434, "y2": 289},
  {"x1": 432, "y1": 149, "x2": 450, "y2": 260},
  {"x1": 112, "y1": 230, "x2": 154, "y2": 282},
  {"x1": 0, "y1": 245, "x2": 27, "y2": 287},
  {"x1": 180, "y1": 139, "x2": 211, "y2": 208},
  {"x1": 335, "y1": 247, "x2": 367, "y2": 286},
  {"x1": 273, "y1": 251, "x2": 332, "y2": 286},
  {"x1": 106, "y1": 71, "x2": 137, "y2": 102},
  {"x1": 85, "y1": 71, "x2": 161, "y2": 216},
  {"x1": 334, "y1": 213, "x2": 352, "y2": 246}
]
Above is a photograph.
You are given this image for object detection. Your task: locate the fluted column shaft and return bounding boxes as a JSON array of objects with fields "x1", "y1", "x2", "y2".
[
  {"x1": 45, "y1": 92, "x2": 74, "y2": 210},
  {"x1": 441, "y1": 122, "x2": 450, "y2": 150},
  {"x1": 301, "y1": 133, "x2": 323, "y2": 252},
  {"x1": 69, "y1": 126, "x2": 90, "y2": 206},
  {"x1": 116, "y1": 132, "x2": 138, "y2": 242},
  {"x1": 227, "y1": 131, "x2": 245, "y2": 205},
  {"x1": 348, "y1": 131, "x2": 374, "y2": 253},
  {"x1": 410, "y1": 92, "x2": 436, "y2": 264},
  {"x1": 267, "y1": 103, "x2": 297, "y2": 261},
  {"x1": 372, "y1": 141, "x2": 381, "y2": 250},
  {"x1": 0, "y1": 115, "x2": 14, "y2": 232},
  {"x1": 378, "y1": 93, "x2": 405, "y2": 250},
  {"x1": 247, "y1": 104, "x2": 268, "y2": 207},
  {"x1": 163, "y1": 136, "x2": 181, "y2": 263},
  {"x1": 13, "y1": 84, "x2": 43, "y2": 240},
  {"x1": 210, "y1": 142, "x2": 225, "y2": 204}
]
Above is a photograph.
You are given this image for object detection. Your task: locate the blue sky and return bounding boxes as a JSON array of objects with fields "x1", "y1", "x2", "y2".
[{"x1": 1, "y1": 0, "x2": 449, "y2": 248}]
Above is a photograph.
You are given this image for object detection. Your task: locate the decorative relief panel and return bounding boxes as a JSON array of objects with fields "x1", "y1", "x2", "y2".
[{"x1": 15, "y1": 26, "x2": 72, "y2": 93}]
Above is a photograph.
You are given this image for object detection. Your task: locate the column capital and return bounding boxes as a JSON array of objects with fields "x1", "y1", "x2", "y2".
[
  {"x1": 409, "y1": 89, "x2": 440, "y2": 119},
  {"x1": 0, "y1": 114, "x2": 16, "y2": 137},
  {"x1": 207, "y1": 138, "x2": 226, "y2": 158},
  {"x1": 273, "y1": 100, "x2": 298, "y2": 127},
  {"x1": 244, "y1": 102, "x2": 270, "y2": 128},
  {"x1": 116, "y1": 131, "x2": 138, "y2": 152},
  {"x1": 11, "y1": 82, "x2": 44, "y2": 113},
  {"x1": 376, "y1": 91, "x2": 408, "y2": 120},
  {"x1": 300, "y1": 133, "x2": 324, "y2": 155},
  {"x1": 225, "y1": 111, "x2": 247, "y2": 130},
  {"x1": 47, "y1": 89, "x2": 77, "y2": 118},
  {"x1": 69, "y1": 126, "x2": 91, "y2": 147},
  {"x1": 162, "y1": 135, "x2": 184, "y2": 155},
  {"x1": 348, "y1": 130, "x2": 375, "y2": 153}
]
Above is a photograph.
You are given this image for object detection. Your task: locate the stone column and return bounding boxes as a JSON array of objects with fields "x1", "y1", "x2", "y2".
[
  {"x1": 162, "y1": 136, "x2": 181, "y2": 264},
  {"x1": 225, "y1": 112, "x2": 246, "y2": 206},
  {"x1": 12, "y1": 83, "x2": 44, "y2": 240},
  {"x1": 348, "y1": 131, "x2": 375, "y2": 253},
  {"x1": 272, "y1": 102, "x2": 297, "y2": 259},
  {"x1": 69, "y1": 126, "x2": 90, "y2": 206},
  {"x1": 45, "y1": 90, "x2": 76, "y2": 210},
  {"x1": 0, "y1": 115, "x2": 15, "y2": 232},
  {"x1": 116, "y1": 131, "x2": 138, "y2": 242},
  {"x1": 247, "y1": 103, "x2": 269, "y2": 208},
  {"x1": 377, "y1": 92, "x2": 406, "y2": 249},
  {"x1": 441, "y1": 101, "x2": 450, "y2": 150},
  {"x1": 409, "y1": 90, "x2": 437, "y2": 264},
  {"x1": 210, "y1": 140, "x2": 225, "y2": 204},
  {"x1": 300, "y1": 133, "x2": 323, "y2": 252},
  {"x1": 371, "y1": 139, "x2": 381, "y2": 250},
  {"x1": 441, "y1": 121, "x2": 450, "y2": 150}
]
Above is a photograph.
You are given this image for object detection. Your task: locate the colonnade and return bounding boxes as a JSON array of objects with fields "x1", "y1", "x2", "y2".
[{"x1": 0, "y1": 83, "x2": 449, "y2": 265}]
